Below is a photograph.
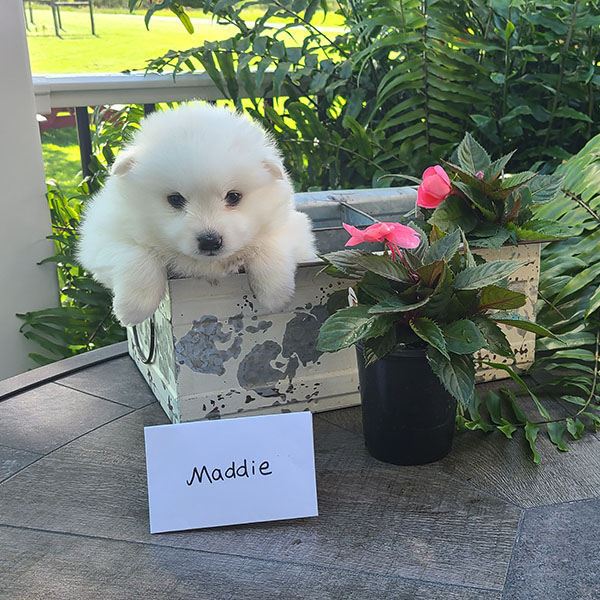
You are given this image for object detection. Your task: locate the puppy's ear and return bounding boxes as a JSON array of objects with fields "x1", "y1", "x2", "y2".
[
  {"x1": 263, "y1": 157, "x2": 285, "y2": 181},
  {"x1": 111, "y1": 148, "x2": 137, "y2": 176}
]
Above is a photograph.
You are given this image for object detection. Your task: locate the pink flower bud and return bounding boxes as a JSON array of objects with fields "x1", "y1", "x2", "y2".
[
  {"x1": 417, "y1": 166, "x2": 452, "y2": 209},
  {"x1": 476, "y1": 171, "x2": 484, "y2": 179}
]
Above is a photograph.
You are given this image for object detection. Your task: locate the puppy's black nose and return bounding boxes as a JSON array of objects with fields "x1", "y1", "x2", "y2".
[{"x1": 197, "y1": 232, "x2": 223, "y2": 254}]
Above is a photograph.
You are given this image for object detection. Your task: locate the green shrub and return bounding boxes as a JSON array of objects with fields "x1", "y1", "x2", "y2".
[
  {"x1": 530, "y1": 135, "x2": 600, "y2": 438},
  {"x1": 141, "y1": 0, "x2": 600, "y2": 187}
]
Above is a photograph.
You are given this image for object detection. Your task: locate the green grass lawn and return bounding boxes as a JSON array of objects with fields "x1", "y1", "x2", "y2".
[
  {"x1": 27, "y1": 8, "x2": 240, "y2": 73},
  {"x1": 26, "y1": 5, "x2": 342, "y2": 74},
  {"x1": 41, "y1": 127, "x2": 81, "y2": 197}
]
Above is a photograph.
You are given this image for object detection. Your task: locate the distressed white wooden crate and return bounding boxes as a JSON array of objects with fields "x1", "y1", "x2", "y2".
[
  {"x1": 127, "y1": 187, "x2": 541, "y2": 422},
  {"x1": 128, "y1": 264, "x2": 360, "y2": 423}
]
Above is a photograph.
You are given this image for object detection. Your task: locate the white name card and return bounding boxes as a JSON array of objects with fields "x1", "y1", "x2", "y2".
[{"x1": 144, "y1": 411, "x2": 318, "y2": 533}]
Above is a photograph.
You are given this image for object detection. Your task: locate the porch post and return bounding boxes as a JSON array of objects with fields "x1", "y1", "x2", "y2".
[{"x1": 0, "y1": 0, "x2": 60, "y2": 378}]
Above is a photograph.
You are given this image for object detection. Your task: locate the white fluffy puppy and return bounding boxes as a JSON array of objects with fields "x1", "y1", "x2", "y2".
[{"x1": 78, "y1": 103, "x2": 316, "y2": 326}]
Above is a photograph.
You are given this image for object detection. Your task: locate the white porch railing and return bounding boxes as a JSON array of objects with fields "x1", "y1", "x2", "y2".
[
  {"x1": 32, "y1": 72, "x2": 238, "y2": 113},
  {"x1": 32, "y1": 71, "x2": 268, "y2": 177}
]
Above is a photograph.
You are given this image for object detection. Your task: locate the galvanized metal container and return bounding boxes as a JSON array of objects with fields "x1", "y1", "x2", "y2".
[{"x1": 127, "y1": 187, "x2": 540, "y2": 423}]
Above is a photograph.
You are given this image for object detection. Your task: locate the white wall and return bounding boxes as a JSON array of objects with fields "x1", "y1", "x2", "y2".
[{"x1": 0, "y1": 0, "x2": 59, "y2": 378}]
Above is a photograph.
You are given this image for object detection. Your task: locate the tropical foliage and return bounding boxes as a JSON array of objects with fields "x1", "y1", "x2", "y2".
[
  {"x1": 137, "y1": 0, "x2": 600, "y2": 188},
  {"x1": 457, "y1": 135, "x2": 600, "y2": 461},
  {"x1": 529, "y1": 135, "x2": 600, "y2": 455}
]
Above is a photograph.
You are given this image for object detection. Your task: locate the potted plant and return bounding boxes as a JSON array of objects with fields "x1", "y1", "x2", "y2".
[{"x1": 316, "y1": 221, "x2": 558, "y2": 465}]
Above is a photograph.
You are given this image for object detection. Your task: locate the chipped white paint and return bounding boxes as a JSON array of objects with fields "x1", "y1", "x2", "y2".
[
  {"x1": 128, "y1": 264, "x2": 360, "y2": 423},
  {"x1": 473, "y1": 243, "x2": 541, "y2": 382}
]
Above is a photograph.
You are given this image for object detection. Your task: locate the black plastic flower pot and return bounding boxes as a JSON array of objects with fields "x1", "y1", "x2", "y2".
[{"x1": 356, "y1": 345, "x2": 457, "y2": 465}]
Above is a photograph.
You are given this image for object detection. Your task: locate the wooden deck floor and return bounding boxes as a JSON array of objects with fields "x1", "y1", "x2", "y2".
[{"x1": 1, "y1": 349, "x2": 599, "y2": 599}]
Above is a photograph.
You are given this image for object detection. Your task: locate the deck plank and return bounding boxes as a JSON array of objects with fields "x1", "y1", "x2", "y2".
[
  {"x1": 0, "y1": 402, "x2": 521, "y2": 591},
  {"x1": 436, "y1": 428, "x2": 600, "y2": 508},
  {"x1": 0, "y1": 525, "x2": 501, "y2": 600},
  {"x1": 319, "y1": 406, "x2": 600, "y2": 509},
  {"x1": 55, "y1": 356, "x2": 156, "y2": 409},
  {"x1": 503, "y1": 498, "x2": 600, "y2": 600},
  {"x1": 0, "y1": 383, "x2": 131, "y2": 455},
  {"x1": 0, "y1": 445, "x2": 41, "y2": 483}
]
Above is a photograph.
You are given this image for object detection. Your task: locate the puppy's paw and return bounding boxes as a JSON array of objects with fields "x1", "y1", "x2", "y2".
[
  {"x1": 246, "y1": 247, "x2": 297, "y2": 314},
  {"x1": 112, "y1": 263, "x2": 167, "y2": 326},
  {"x1": 249, "y1": 272, "x2": 295, "y2": 313},
  {"x1": 113, "y1": 301, "x2": 156, "y2": 327},
  {"x1": 113, "y1": 295, "x2": 161, "y2": 326},
  {"x1": 255, "y1": 288, "x2": 294, "y2": 313}
]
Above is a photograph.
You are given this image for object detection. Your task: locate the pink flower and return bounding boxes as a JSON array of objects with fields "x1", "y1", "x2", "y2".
[
  {"x1": 476, "y1": 171, "x2": 484, "y2": 179},
  {"x1": 417, "y1": 165, "x2": 452, "y2": 209},
  {"x1": 343, "y1": 222, "x2": 421, "y2": 249}
]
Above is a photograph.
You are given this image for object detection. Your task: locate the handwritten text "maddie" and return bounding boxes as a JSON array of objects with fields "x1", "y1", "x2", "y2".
[{"x1": 186, "y1": 459, "x2": 272, "y2": 486}]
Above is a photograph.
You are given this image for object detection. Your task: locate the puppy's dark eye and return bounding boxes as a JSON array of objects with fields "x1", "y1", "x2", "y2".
[
  {"x1": 225, "y1": 191, "x2": 242, "y2": 207},
  {"x1": 167, "y1": 193, "x2": 186, "y2": 209}
]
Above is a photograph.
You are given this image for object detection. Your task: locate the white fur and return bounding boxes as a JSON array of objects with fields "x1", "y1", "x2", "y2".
[{"x1": 78, "y1": 103, "x2": 316, "y2": 326}]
